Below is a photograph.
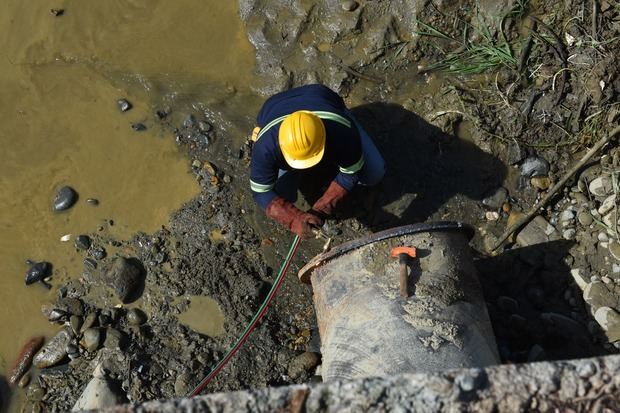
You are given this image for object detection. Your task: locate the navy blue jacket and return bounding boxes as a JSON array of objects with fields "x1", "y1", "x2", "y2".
[{"x1": 250, "y1": 84, "x2": 363, "y2": 209}]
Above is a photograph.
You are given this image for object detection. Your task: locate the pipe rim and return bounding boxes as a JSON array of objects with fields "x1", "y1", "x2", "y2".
[{"x1": 298, "y1": 221, "x2": 474, "y2": 283}]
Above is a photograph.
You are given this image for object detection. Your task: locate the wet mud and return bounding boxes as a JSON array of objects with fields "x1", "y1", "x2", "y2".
[{"x1": 3, "y1": 0, "x2": 620, "y2": 411}]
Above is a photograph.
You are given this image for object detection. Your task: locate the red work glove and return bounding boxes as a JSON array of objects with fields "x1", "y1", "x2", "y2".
[
  {"x1": 311, "y1": 180, "x2": 349, "y2": 219},
  {"x1": 265, "y1": 197, "x2": 324, "y2": 238}
]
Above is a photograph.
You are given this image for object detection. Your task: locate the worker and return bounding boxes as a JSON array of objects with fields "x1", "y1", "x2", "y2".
[{"x1": 250, "y1": 84, "x2": 385, "y2": 238}]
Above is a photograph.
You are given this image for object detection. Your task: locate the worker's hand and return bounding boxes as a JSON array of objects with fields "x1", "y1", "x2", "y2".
[
  {"x1": 265, "y1": 197, "x2": 324, "y2": 239},
  {"x1": 312, "y1": 180, "x2": 349, "y2": 218},
  {"x1": 292, "y1": 212, "x2": 324, "y2": 239}
]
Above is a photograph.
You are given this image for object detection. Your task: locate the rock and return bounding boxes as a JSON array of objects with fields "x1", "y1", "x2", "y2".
[
  {"x1": 482, "y1": 187, "x2": 508, "y2": 210},
  {"x1": 91, "y1": 247, "x2": 107, "y2": 260},
  {"x1": 341, "y1": 0, "x2": 359, "y2": 11},
  {"x1": 563, "y1": 228, "x2": 576, "y2": 240},
  {"x1": 131, "y1": 123, "x2": 146, "y2": 132},
  {"x1": 116, "y1": 99, "x2": 132, "y2": 112},
  {"x1": 27, "y1": 384, "x2": 45, "y2": 401},
  {"x1": 530, "y1": 176, "x2": 551, "y2": 191},
  {"x1": 18, "y1": 373, "x2": 31, "y2": 388},
  {"x1": 598, "y1": 195, "x2": 617, "y2": 215},
  {"x1": 571, "y1": 269, "x2": 589, "y2": 291},
  {"x1": 527, "y1": 345, "x2": 546, "y2": 362},
  {"x1": 571, "y1": 192, "x2": 589, "y2": 205},
  {"x1": 583, "y1": 281, "x2": 618, "y2": 308},
  {"x1": 86, "y1": 198, "x2": 99, "y2": 206},
  {"x1": 81, "y1": 313, "x2": 97, "y2": 333},
  {"x1": 72, "y1": 365, "x2": 128, "y2": 411},
  {"x1": 541, "y1": 312, "x2": 588, "y2": 337},
  {"x1": 69, "y1": 315, "x2": 82, "y2": 335},
  {"x1": 610, "y1": 242, "x2": 620, "y2": 260},
  {"x1": 516, "y1": 216, "x2": 560, "y2": 247},
  {"x1": 80, "y1": 328, "x2": 101, "y2": 352},
  {"x1": 103, "y1": 328, "x2": 125, "y2": 350},
  {"x1": 506, "y1": 141, "x2": 526, "y2": 165},
  {"x1": 577, "y1": 211, "x2": 593, "y2": 226},
  {"x1": 174, "y1": 374, "x2": 189, "y2": 396},
  {"x1": 577, "y1": 361, "x2": 597, "y2": 378},
  {"x1": 288, "y1": 352, "x2": 320, "y2": 379},
  {"x1": 497, "y1": 296, "x2": 519, "y2": 313},
  {"x1": 105, "y1": 257, "x2": 144, "y2": 303},
  {"x1": 75, "y1": 235, "x2": 91, "y2": 250},
  {"x1": 84, "y1": 258, "x2": 97, "y2": 270},
  {"x1": 126, "y1": 308, "x2": 146, "y2": 326},
  {"x1": 33, "y1": 328, "x2": 72, "y2": 368},
  {"x1": 598, "y1": 232, "x2": 610, "y2": 243},
  {"x1": 50, "y1": 8, "x2": 64, "y2": 16},
  {"x1": 183, "y1": 114, "x2": 196, "y2": 127},
  {"x1": 589, "y1": 176, "x2": 612, "y2": 197},
  {"x1": 520, "y1": 156, "x2": 550, "y2": 179},
  {"x1": 594, "y1": 307, "x2": 620, "y2": 341},
  {"x1": 485, "y1": 211, "x2": 499, "y2": 221},
  {"x1": 198, "y1": 121, "x2": 212, "y2": 133},
  {"x1": 25, "y1": 262, "x2": 51, "y2": 285},
  {"x1": 66, "y1": 343, "x2": 79, "y2": 359},
  {"x1": 53, "y1": 186, "x2": 78, "y2": 211},
  {"x1": 454, "y1": 370, "x2": 484, "y2": 392},
  {"x1": 560, "y1": 210, "x2": 575, "y2": 222},
  {"x1": 9, "y1": 336, "x2": 45, "y2": 386},
  {"x1": 56, "y1": 297, "x2": 84, "y2": 316}
]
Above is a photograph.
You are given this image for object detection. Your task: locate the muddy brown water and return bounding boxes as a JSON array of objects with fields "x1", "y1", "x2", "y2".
[{"x1": 0, "y1": 0, "x2": 254, "y2": 399}]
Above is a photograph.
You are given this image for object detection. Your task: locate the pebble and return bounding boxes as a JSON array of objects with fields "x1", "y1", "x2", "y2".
[
  {"x1": 485, "y1": 211, "x2": 499, "y2": 221},
  {"x1": 530, "y1": 176, "x2": 551, "y2": 191},
  {"x1": 497, "y1": 296, "x2": 519, "y2": 313},
  {"x1": 50, "y1": 8, "x2": 64, "y2": 16},
  {"x1": 72, "y1": 365, "x2": 128, "y2": 410},
  {"x1": 613, "y1": 264, "x2": 620, "y2": 273},
  {"x1": 75, "y1": 235, "x2": 91, "y2": 250},
  {"x1": 80, "y1": 328, "x2": 101, "y2": 352},
  {"x1": 116, "y1": 99, "x2": 132, "y2": 112},
  {"x1": 482, "y1": 187, "x2": 508, "y2": 210},
  {"x1": 104, "y1": 328, "x2": 124, "y2": 350},
  {"x1": 520, "y1": 156, "x2": 550, "y2": 179},
  {"x1": 602, "y1": 276, "x2": 612, "y2": 284},
  {"x1": 571, "y1": 269, "x2": 589, "y2": 291},
  {"x1": 131, "y1": 123, "x2": 146, "y2": 132},
  {"x1": 105, "y1": 257, "x2": 144, "y2": 303},
  {"x1": 126, "y1": 308, "x2": 147, "y2": 326},
  {"x1": 560, "y1": 210, "x2": 575, "y2": 222},
  {"x1": 183, "y1": 114, "x2": 196, "y2": 127},
  {"x1": 527, "y1": 345, "x2": 546, "y2": 362},
  {"x1": 563, "y1": 228, "x2": 576, "y2": 240},
  {"x1": 571, "y1": 192, "x2": 589, "y2": 205},
  {"x1": 86, "y1": 198, "x2": 99, "y2": 206},
  {"x1": 80, "y1": 313, "x2": 97, "y2": 333},
  {"x1": 25, "y1": 262, "x2": 51, "y2": 285},
  {"x1": 454, "y1": 370, "x2": 483, "y2": 392},
  {"x1": 341, "y1": 0, "x2": 359, "y2": 11},
  {"x1": 609, "y1": 242, "x2": 620, "y2": 260},
  {"x1": 577, "y1": 211, "x2": 593, "y2": 226},
  {"x1": 84, "y1": 258, "x2": 97, "y2": 270},
  {"x1": 33, "y1": 328, "x2": 72, "y2": 368},
  {"x1": 18, "y1": 373, "x2": 31, "y2": 388},
  {"x1": 69, "y1": 315, "x2": 82, "y2": 335},
  {"x1": 594, "y1": 307, "x2": 620, "y2": 339},
  {"x1": 583, "y1": 281, "x2": 617, "y2": 308},
  {"x1": 53, "y1": 186, "x2": 78, "y2": 211},
  {"x1": 91, "y1": 247, "x2": 107, "y2": 260},
  {"x1": 598, "y1": 194, "x2": 617, "y2": 215},
  {"x1": 577, "y1": 361, "x2": 597, "y2": 378},
  {"x1": 27, "y1": 384, "x2": 45, "y2": 401},
  {"x1": 287, "y1": 352, "x2": 320, "y2": 379},
  {"x1": 589, "y1": 176, "x2": 612, "y2": 197},
  {"x1": 598, "y1": 232, "x2": 610, "y2": 243},
  {"x1": 198, "y1": 121, "x2": 212, "y2": 133},
  {"x1": 56, "y1": 297, "x2": 84, "y2": 316}
]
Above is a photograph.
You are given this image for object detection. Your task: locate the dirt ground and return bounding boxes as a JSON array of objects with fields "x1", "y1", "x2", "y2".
[{"x1": 6, "y1": 0, "x2": 620, "y2": 411}]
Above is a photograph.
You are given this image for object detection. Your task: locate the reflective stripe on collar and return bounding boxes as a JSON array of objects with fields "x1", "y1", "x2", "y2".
[{"x1": 255, "y1": 111, "x2": 351, "y2": 142}]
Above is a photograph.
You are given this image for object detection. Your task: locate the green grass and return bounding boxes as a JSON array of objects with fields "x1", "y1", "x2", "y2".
[{"x1": 416, "y1": 2, "x2": 527, "y2": 74}]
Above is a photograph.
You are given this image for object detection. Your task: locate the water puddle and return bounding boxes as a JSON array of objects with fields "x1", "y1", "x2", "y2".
[
  {"x1": 174, "y1": 296, "x2": 225, "y2": 338},
  {"x1": 0, "y1": 0, "x2": 255, "y2": 398}
]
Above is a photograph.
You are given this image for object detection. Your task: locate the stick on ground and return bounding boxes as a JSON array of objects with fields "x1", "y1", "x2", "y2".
[{"x1": 489, "y1": 125, "x2": 620, "y2": 252}]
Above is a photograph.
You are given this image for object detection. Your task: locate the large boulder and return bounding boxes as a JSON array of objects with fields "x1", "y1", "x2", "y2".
[{"x1": 105, "y1": 257, "x2": 144, "y2": 303}]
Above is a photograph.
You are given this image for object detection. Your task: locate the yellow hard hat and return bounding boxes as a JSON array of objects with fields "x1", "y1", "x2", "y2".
[{"x1": 278, "y1": 111, "x2": 326, "y2": 169}]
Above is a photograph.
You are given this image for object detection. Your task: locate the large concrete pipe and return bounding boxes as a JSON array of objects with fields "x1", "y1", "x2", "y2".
[{"x1": 298, "y1": 222, "x2": 499, "y2": 382}]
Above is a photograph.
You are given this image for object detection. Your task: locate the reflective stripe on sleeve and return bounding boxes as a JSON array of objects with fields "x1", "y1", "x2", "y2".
[
  {"x1": 339, "y1": 155, "x2": 365, "y2": 174},
  {"x1": 250, "y1": 179, "x2": 276, "y2": 193}
]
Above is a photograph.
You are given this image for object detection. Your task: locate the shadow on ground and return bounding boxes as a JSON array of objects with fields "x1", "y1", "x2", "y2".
[
  {"x1": 296, "y1": 102, "x2": 507, "y2": 230},
  {"x1": 476, "y1": 239, "x2": 608, "y2": 362}
]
